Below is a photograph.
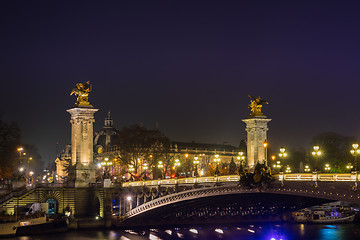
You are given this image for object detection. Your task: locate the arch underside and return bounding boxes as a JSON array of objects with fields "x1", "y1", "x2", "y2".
[{"x1": 123, "y1": 192, "x2": 331, "y2": 227}]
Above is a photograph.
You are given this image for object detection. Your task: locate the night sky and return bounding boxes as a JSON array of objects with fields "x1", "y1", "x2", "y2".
[{"x1": 1, "y1": 1, "x2": 360, "y2": 165}]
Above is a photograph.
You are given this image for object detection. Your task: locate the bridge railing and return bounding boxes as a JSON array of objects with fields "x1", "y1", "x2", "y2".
[{"x1": 122, "y1": 173, "x2": 358, "y2": 187}]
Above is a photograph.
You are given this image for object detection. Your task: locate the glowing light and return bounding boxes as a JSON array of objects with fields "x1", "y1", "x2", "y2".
[
  {"x1": 174, "y1": 159, "x2": 180, "y2": 167},
  {"x1": 215, "y1": 229, "x2": 223, "y2": 234},
  {"x1": 127, "y1": 196, "x2": 132, "y2": 201},
  {"x1": 177, "y1": 232, "x2": 184, "y2": 238},
  {"x1": 189, "y1": 229, "x2": 198, "y2": 234}
]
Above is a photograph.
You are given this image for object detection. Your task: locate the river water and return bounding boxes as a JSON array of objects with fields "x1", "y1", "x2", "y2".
[{"x1": 4, "y1": 223, "x2": 360, "y2": 240}]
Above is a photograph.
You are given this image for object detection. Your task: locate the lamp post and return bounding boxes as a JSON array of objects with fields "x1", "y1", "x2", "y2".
[
  {"x1": 279, "y1": 147, "x2": 287, "y2": 172},
  {"x1": 157, "y1": 161, "x2": 164, "y2": 179},
  {"x1": 185, "y1": 153, "x2": 189, "y2": 177},
  {"x1": 312, "y1": 146, "x2": 321, "y2": 171},
  {"x1": 28, "y1": 157, "x2": 32, "y2": 171},
  {"x1": 142, "y1": 163, "x2": 148, "y2": 180},
  {"x1": 128, "y1": 165, "x2": 135, "y2": 180},
  {"x1": 126, "y1": 195, "x2": 132, "y2": 211},
  {"x1": 263, "y1": 140, "x2": 268, "y2": 166},
  {"x1": 346, "y1": 163, "x2": 353, "y2": 172},
  {"x1": 174, "y1": 158, "x2": 180, "y2": 177},
  {"x1": 304, "y1": 165, "x2": 311, "y2": 172},
  {"x1": 193, "y1": 156, "x2": 199, "y2": 177},
  {"x1": 17, "y1": 147, "x2": 23, "y2": 166},
  {"x1": 214, "y1": 154, "x2": 220, "y2": 176},
  {"x1": 272, "y1": 161, "x2": 281, "y2": 172},
  {"x1": 324, "y1": 164, "x2": 331, "y2": 172},
  {"x1": 237, "y1": 152, "x2": 245, "y2": 164},
  {"x1": 350, "y1": 144, "x2": 360, "y2": 189},
  {"x1": 350, "y1": 144, "x2": 360, "y2": 171}
]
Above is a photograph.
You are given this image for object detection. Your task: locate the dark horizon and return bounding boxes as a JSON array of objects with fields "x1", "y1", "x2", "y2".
[{"x1": 1, "y1": 1, "x2": 360, "y2": 163}]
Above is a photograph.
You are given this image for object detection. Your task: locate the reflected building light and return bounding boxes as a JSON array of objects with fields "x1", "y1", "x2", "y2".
[
  {"x1": 165, "y1": 230, "x2": 172, "y2": 235},
  {"x1": 215, "y1": 229, "x2": 223, "y2": 234},
  {"x1": 177, "y1": 232, "x2": 184, "y2": 238},
  {"x1": 248, "y1": 229, "x2": 255, "y2": 233},
  {"x1": 149, "y1": 233, "x2": 162, "y2": 240},
  {"x1": 189, "y1": 229, "x2": 198, "y2": 234}
]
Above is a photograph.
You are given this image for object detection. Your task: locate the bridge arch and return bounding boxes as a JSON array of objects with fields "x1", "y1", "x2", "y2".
[{"x1": 121, "y1": 182, "x2": 360, "y2": 226}]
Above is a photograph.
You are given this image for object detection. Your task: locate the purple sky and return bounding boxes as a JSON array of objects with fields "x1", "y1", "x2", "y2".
[{"x1": 1, "y1": 1, "x2": 360, "y2": 164}]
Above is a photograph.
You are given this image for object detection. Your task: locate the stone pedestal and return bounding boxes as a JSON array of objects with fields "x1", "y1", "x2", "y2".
[
  {"x1": 242, "y1": 116, "x2": 271, "y2": 169},
  {"x1": 67, "y1": 106, "x2": 98, "y2": 187}
]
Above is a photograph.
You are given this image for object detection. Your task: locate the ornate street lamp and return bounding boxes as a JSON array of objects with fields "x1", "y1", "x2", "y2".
[
  {"x1": 279, "y1": 147, "x2": 287, "y2": 172},
  {"x1": 324, "y1": 164, "x2": 331, "y2": 172},
  {"x1": 214, "y1": 154, "x2": 220, "y2": 176},
  {"x1": 174, "y1": 159, "x2": 181, "y2": 167},
  {"x1": 157, "y1": 161, "x2": 164, "y2": 179},
  {"x1": 312, "y1": 146, "x2": 321, "y2": 171},
  {"x1": 174, "y1": 158, "x2": 181, "y2": 177},
  {"x1": 237, "y1": 152, "x2": 245, "y2": 163},
  {"x1": 17, "y1": 147, "x2": 23, "y2": 167},
  {"x1": 346, "y1": 163, "x2": 353, "y2": 172},
  {"x1": 304, "y1": 165, "x2": 311, "y2": 172},
  {"x1": 193, "y1": 156, "x2": 199, "y2": 177},
  {"x1": 263, "y1": 140, "x2": 268, "y2": 166},
  {"x1": 272, "y1": 161, "x2": 281, "y2": 172},
  {"x1": 350, "y1": 144, "x2": 360, "y2": 171}
]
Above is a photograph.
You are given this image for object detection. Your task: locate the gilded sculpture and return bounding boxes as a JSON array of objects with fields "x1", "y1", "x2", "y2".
[
  {"x1": 248, "y1": 95, "x2": 268, "y2": 117},
  {"x1": 70, "y1": 81, "x2": 92, "y2": 106}
]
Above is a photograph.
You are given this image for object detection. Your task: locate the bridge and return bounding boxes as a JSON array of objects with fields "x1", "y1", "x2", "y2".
[
  {"x1": 0, "y1": 173, "x2": 359, "y2": 227},
  {"x1": 117, "y1": 173, "x2": 360, "y2": 226}
]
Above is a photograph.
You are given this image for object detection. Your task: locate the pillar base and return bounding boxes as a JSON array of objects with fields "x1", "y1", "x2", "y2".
[
  {"x1": 69, "y1": 163, "x2": 96, "y2": 187},
  {"x1": 242, "y1": 117, "x2": 271, "y2": 169}
]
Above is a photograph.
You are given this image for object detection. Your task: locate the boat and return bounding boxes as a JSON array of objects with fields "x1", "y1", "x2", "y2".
[
  {"x1": 16, "y1": 216, "x2": 67, "y2": 236},
  {"x1": 292, "y1": 207, "x2": 355, "y2": 223},
  {"x1": 0, "y1": 220, "x2": 19, "y2": 237}
]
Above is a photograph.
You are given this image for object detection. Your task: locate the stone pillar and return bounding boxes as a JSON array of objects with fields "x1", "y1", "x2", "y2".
[
  {"x1": 67, "y1": 106, "x2": 98, "y2": 187},
  {"x1": 242, "y1": 116, "x2": 271, "y2": 169}
]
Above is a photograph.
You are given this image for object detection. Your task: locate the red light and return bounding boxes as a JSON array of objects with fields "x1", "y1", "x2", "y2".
[
  {"x1": 134, "y1": 173, "x2": 138, "y2": 178},
  {"x1": 171, "y1": 174, "x2": 175, "y2": 178}
]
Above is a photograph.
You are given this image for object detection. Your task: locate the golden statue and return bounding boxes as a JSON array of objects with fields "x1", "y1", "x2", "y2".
[
  {"x1": 248, "y1": 95, "x2": 268, "y2": 117},
  {"x1": 70, "y1": 81, "x2": 92, "y2": 106}
]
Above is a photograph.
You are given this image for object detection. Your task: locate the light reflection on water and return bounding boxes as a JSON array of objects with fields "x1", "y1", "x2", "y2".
[{"x1": 3, "y1": 223, "x2": 360, "y2": 240}]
